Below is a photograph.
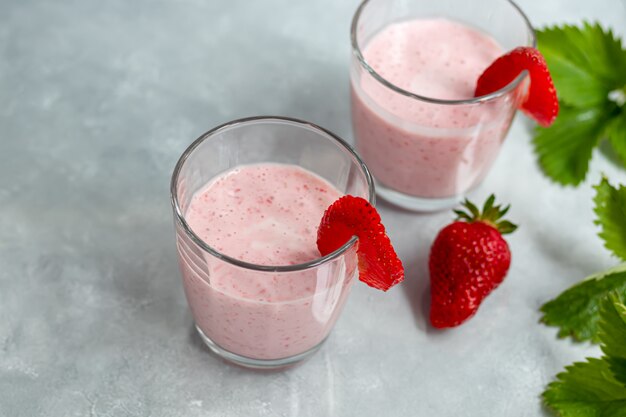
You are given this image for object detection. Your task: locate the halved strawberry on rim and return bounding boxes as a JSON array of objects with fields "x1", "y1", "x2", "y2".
[
  {"x1": 317, "y1": 195, "x2": 404, "y2": 291},
  {"x1": 475, "y1": 46, "x2": 559, "y2": 127}
]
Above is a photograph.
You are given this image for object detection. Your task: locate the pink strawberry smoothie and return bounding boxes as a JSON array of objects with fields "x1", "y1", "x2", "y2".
[
  {"x1": 352, "y1": 18, "x2": 517, "y2": 199},
  {"x1": 178, "y1": 163, "x2": 356, "y2": 360}
]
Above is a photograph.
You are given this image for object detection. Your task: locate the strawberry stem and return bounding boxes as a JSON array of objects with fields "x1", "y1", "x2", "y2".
[{"x1": 454, "y1": 194, "x2": 518, "y2": 235}]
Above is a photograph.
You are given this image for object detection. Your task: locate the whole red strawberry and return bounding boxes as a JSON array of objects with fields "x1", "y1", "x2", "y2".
[{"x1": 429, "y1": 195, "x2": 517, "y2": 328}]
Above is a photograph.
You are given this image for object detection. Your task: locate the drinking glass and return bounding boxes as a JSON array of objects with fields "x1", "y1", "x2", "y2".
[
  {"x1": 350, "y1": 0, "x2": 535, "y2": 211},
  {"x1": 170, "y1": 116, "x2": 374, "y2": 368}
]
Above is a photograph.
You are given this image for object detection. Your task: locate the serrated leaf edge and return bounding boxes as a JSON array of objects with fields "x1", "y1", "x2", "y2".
[
  {"x1": 540, "y1": 263, "x2": 626, "y2": 342},
  {"x1": 593, "y1": 177, "x2": 626, "y2": 261}
]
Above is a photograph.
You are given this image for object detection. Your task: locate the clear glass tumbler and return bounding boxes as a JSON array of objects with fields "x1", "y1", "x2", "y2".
[
  {"x1": 170, "y1": 116, "x2": 374, "y2": 368},
  {"x1": 350, "y1": 0, "x2": 535, "y2": 211}
]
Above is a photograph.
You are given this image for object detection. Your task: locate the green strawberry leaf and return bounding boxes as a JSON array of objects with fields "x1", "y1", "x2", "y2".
[
  {"x1": 533, "y1": 105, "x2": 609, "y2": 186},
  {"x1": 533, "y1": 23, "x2": 626, "y2": 185},
  {"x1": 607, "y1": 356, "x2": 626, "y2": 389},
  {"x1": 594, "y1": 177, "x2": 626, "y2": 261},
  {"x1": 543, "y1": 294, "x2": 626, "y2": 417},
  {"x1": 543, "y1": 357, "x2": 626, "y2": 417},
  {"x1": 540, "y1": 264, "x2": 626, "y2": 342},
  {"x1": 599, "y1": 292, "x2": 626, "y2": 386},
  {"x1": 606, "y1": 112, "x2": 626, "y2": 166},
  {"x1": 537, "y1": 23, "x2": 626, "y2": 108},
  {"x1": 599, "y1": 292, "x2": 626, "y2": 357}
]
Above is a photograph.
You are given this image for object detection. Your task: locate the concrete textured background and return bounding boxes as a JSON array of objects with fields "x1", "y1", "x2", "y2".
[{"x1": 1, "y1": 0, "x2": 625, "y2": 416}]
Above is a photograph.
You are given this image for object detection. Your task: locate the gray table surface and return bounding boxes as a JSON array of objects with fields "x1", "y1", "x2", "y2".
[{"x1": 2, "y1": 0, "x2": 626, "y2": 416}]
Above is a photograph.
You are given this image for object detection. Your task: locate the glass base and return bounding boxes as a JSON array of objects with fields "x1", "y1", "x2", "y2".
[
  {"x1": 195, "y1": 325, "x2": 326, "y2": 369},
  {"x1": 375, "y1": 180, "x2": 463, "y2": 212}
]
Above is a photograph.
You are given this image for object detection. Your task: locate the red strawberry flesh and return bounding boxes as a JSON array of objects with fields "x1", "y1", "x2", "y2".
[
  {"x1": 429, "y1": 221, "x2": 511, "y2": 328},
  {"x1": 317, "y1": 196, "x2": 404, "y2": 291},
  {"x1": 428, "y1": 195, "x2": 517, "y2": 328},
  {"x1": 475, "y1": 46, "x2": 559, "y2": 127}
]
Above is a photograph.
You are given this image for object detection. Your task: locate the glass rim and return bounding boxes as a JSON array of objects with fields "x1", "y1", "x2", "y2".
[
  {"x1": 170, "y1": 115, "x2": 376, "y2": 273},
  {"x1": 350, "y1": 0, "x2": 537, "y2": 105}
]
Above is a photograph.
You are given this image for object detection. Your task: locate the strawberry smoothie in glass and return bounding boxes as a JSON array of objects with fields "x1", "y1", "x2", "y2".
[
  {"x1": 350, "y1": 0, "x2": 535, "y2": 211},
  {"x1": 170, "y1": 117, "x2": 373, "y2": 368}
]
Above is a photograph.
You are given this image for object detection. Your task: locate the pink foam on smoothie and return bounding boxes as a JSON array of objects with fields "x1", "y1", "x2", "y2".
[
  {"x1": 364, "y1": 18, "x2": 502, "y2": 103},
  {"x1": 186, "y1": 164, "x2": 339, "y2": 268},
  {"x1": 352, "y1": 18, "x2": 519, "y2": 198},
  {"x1": 178, "y1": 164, "x2": 356, "y2": 360}
]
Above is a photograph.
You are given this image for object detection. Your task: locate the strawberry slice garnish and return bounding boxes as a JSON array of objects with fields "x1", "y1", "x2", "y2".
[
  {"x1": 475, "y1": 46, "x2": 559, "y2": 127},
  {"x1": 317, "y1": 196, "x2": 404, "y2": 291}
]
